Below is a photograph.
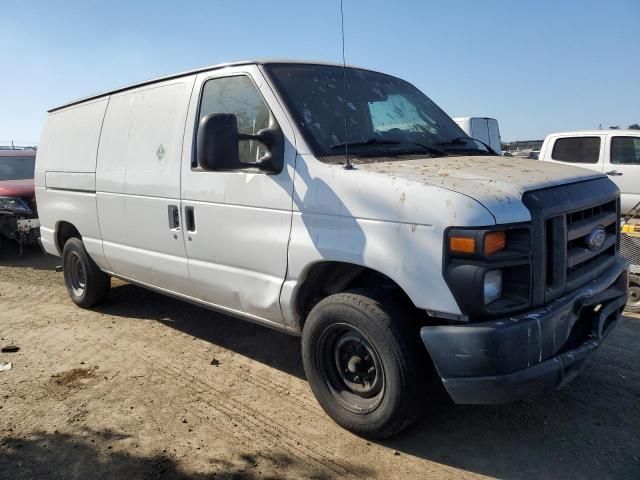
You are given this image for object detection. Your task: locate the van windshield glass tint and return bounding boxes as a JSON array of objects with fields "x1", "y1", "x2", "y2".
[
  {"x1": 0, "y1": 157, "x2": 36, "y2": 180},
  {"x1": 265, "y1": 64, "x2": 484, "y2": 160}
]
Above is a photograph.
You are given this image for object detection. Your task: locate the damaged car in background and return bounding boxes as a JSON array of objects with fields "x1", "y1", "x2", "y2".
[{"x1": 0, "y1": 149, "x2": 40, "y2": 254}]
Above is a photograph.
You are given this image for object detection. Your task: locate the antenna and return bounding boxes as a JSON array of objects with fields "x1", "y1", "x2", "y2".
[{"x1": 340, "y1": 0, "x2": 353, "y2": 170}]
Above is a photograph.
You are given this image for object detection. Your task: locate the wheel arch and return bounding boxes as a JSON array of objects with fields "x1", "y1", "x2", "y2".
[
  {"x1": 292, "y1": 260, "x2": 419, "y2": 331},
  {"x1": 55, "y1": 221, "x2": 82, "y2": 255}
]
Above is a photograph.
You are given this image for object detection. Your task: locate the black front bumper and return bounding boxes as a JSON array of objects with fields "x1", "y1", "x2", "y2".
[{"x1": 421, "y1": 257, "x2": 629, "y2": 404}]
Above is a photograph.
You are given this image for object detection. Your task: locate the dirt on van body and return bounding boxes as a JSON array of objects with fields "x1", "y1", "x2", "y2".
[{"x1": 1, "y1": 244, "x2": 639, "y2": 480}]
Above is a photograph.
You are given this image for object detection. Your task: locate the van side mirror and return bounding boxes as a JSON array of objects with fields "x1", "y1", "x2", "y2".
[{"x1": 196, "y1": 113, "x2": 284, "y2": 173}]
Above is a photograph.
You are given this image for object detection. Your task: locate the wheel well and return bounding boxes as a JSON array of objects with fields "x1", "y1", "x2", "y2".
[
  {"x1": 56, "y1": 222, "x2": 81, "y2": 253},
  {"x1": 296, "y1": 262, "x2": 418, "y2": 326}
]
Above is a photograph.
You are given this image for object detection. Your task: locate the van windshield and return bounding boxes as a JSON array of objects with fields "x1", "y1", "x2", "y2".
[
  {"x1": 265, "y1": 64, "x2": 489, "y2": 161},
  {"x1": 0, "y1": 156, "x2": 36, "y2": 181}
]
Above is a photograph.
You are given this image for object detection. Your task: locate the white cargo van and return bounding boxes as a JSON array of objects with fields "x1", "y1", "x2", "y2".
[
  {"x1": 453, "y1": 117, "x2": 502, "y2": 155},
  {"x1": 36, "y1": 61, "x2": 629, "y2": 438},
  {"x1": 539, "y1": 130, "x2": 640, "y2": 214}
]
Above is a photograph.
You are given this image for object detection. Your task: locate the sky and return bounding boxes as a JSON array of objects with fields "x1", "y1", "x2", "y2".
[{"x1": 1, "y1": 0, "x2": 638, "y2": 144}]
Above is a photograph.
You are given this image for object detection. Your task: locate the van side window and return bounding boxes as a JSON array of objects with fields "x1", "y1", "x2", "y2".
[
  {"x1": 197, "y1": 76, "x2": 270, "y2": 166},
  {"x1": 611, "y1": 137, "x2": 640, "y2": 165},
  {"x1": 551, "y1": 137, "x2": 600, "y2": 164}
]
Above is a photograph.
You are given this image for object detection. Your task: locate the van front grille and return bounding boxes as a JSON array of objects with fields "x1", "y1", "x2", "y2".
[
  {"x1": 545, "y1": 199, "x2": 618, "y2": 297},
  {"x1": 522, "y1": 178, "x2": 620, "y2": 307},
  {"x1": 565, "y1": 200, "x2": 617, "y2": 289}
]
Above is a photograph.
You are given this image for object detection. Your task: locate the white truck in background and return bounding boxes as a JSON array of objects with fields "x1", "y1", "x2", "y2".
[
  {"x1": 539, "y1": 130, "x2": 640, "y2": 214},
  {"x1": 453, "y1": 117, "x2": 502, "y2": 155}
]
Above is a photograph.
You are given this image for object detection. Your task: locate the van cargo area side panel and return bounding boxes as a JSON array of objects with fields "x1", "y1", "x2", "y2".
[{"x1": 36, "y1": 98, "x2": 109, "y2": 178}]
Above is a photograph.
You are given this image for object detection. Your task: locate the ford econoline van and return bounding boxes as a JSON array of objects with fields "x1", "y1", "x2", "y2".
[{"x1": 36, "y1": 61, "x2": 629, "y2": 438}]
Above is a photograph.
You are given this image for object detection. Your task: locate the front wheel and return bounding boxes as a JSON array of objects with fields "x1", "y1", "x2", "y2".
[
  {"x1": 62, "y1": 237, "x2": 110, "y2": 308},
  {"x1": 302, "y1": 291, "x2": 421, "y2": 439}
]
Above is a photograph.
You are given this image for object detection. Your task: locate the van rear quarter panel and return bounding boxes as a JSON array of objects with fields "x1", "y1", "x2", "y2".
[{"x1": 35, "y1": 98, "x2": 108, "y2": 265}]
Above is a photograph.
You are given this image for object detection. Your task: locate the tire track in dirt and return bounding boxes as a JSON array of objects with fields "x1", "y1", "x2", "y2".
[
  {"x1": 145, "y1": 324, "x2": 326, "y2": 420},
  {"x1": 104, "y1": 345, "x2": 364, "y2": 478},
  {"x1": 0, "y1": 279, "x2": 368, "y2": 479},
  {"x1": 1, "y1": 277, "x2": 317, "y2": 406},
  {"x1": 137, "y1": 350, "x2": 360, "y2": 478},
  {"x1": 2, "y1": 277, "x2": 329, "y2": 423},
  {"x1": 82, "y1": 332, "x2": 365, "y2": 480},
  {"x1": 4, "y1": 330, "x2": 354, "y2": 478}
]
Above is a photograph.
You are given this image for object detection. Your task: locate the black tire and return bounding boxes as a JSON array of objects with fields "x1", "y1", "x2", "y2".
[
  {"x1": 302, "y1": 290, "x2": 421, "y2": 439},
  {"x1": 62, "y1": 237, "x2": 110, "y2": 308},
  {"x1": 626, "y1": 276, "x2": 640, "y2": 314}
]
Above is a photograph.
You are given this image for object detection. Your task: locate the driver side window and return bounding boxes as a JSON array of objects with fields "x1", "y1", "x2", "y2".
[{"x1": 198, "y1": 76, "x2": 270, "y2": 165}]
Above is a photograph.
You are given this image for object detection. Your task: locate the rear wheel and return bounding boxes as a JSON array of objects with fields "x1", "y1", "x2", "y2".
[
  {"x1": 62, "y1": 237, "x2": 110, "y2": 308},
  {"x1": 302, "y1": 290, "x2": 421, "y2": 439}
]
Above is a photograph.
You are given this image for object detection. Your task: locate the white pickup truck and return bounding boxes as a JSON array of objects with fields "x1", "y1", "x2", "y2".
[
  {"x1": 539, "y1": 130, "x2": 640, "y2": 214},
  {"x1": 36, "y1": 61, "x2": 629, "y2": 438}
]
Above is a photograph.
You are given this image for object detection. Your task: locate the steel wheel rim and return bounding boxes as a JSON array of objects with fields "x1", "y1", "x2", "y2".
[
  {"x1": 317, "y1": 323, "x2": 385, "y2": 415},
  {"x1": 65, "y1": 251, "x2": 86, "y2": 297}
]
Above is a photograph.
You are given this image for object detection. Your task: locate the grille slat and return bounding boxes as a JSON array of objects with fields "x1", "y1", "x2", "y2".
[
  {"x1": 567, "y1": 210, "x2": 617, "y2": 241},
  {"x1": 567, "y1": 234, "x2": 617, "y2": 268},
  {"x1": 566, "y1": 253, "x2": 616, "y2": 292}
]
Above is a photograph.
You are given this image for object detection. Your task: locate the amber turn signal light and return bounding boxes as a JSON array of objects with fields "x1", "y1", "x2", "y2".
[
  {"x1": 484, "y1": 231, "x2": 506, "y2": 255},
  {"x1": 449, "y1": 236, "x2": 476, "y2": 254}
]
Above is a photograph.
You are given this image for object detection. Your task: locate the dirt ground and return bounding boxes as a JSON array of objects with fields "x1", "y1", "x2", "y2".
[{"x1": 1, "y1": 243, "x2": 639, "y2": 480}]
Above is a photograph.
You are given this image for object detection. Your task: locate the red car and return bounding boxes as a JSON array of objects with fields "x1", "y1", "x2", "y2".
[{"x1": 0, "y1": 149, "x2": 39, "y2": 254}]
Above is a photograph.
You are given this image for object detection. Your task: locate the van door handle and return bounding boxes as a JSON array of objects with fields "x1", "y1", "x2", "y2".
[
  {"x1": 168, "y1": 205, "x2": 180, "y2": 230},
  {"x1": 185, "y1": 206, "x2": 196, "y2": 233},
  {"x1": 605, "y1": 170, "x2": 623, "y2": 176}
]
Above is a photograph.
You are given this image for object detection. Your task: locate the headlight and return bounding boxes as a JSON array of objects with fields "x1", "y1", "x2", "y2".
[
  {"x1": 0, "y1": 196, "x2": 31, "y2": 214},
  {"x1": 444, "y1": 225, "x2": 532, "y2": 317},
  {"x1": 483, "y1": 270, "x2": 503, "y2": 304}
]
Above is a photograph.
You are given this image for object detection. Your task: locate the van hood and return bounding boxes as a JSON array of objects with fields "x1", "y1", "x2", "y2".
[
  {"x1": 0, "y1": 178, "x2": 35, "y2": 198},
  {"x1": 358, "y1": 156, "x2": 605, "y2": 224}
]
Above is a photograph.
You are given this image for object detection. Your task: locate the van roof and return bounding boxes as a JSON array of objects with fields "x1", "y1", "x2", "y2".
[{"x1": 48, "y1": 59, "x2": 372, "y2": 113}]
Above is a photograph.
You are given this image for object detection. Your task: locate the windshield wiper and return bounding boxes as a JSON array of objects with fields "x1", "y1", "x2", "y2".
[
  {"x1": 330, "y1": 138, "x2": 447, "y2": 156},
  {"x1": 435, "y1": 136, "x2": 498, "y2": 155}
]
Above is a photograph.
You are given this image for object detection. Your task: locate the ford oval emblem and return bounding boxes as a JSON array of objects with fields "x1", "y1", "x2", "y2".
[{"x1": 586, "y1": 225, "x2": 606, "y2": 251}]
